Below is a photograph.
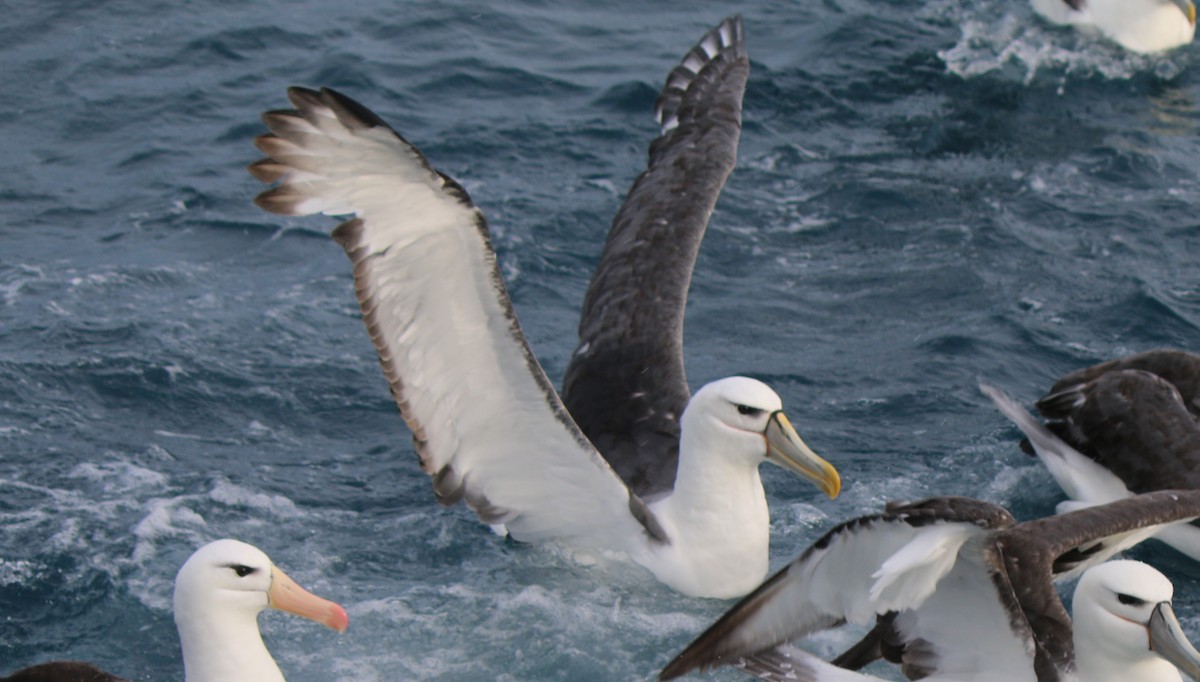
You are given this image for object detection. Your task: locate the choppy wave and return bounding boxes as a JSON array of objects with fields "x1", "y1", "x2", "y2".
[{"x1": 4, "y1": 0, "x2": 1200, "y2": 680}]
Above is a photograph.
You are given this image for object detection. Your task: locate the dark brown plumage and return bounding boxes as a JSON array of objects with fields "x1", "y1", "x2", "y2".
[
  {"x1": 1, "y1": 662, "x2": 128, "y2": 682},
  {"x1": 660, "y1": 490, "x2": 1200, "y2": 681},
  {"x1": 1029, "y1": 350, "x2": 1200, "y2": 495},
  {"x1": 561, "y1": 16, "x2": 748, "y2": 499}
]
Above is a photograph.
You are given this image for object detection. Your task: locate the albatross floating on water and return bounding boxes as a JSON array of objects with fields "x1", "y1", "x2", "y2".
[
  {"x1": 981, "y1": 349, "x2": 1200, "y2": 561},
  {"x1": 249, "y1": 15, "x2": 840, "y2": 599},
  {"x1": 175, "y1": 539, "x2": 348, "y2": 682},
  {"x1": 1030, "y1": 0, "x2": 1196, "y2": 53},
  {"x1": 1, "y1": 539, "x2": 347, "y2": 682},
  {"x1": 659, "y1": 491, "x2": 1200, "y2": 681}
]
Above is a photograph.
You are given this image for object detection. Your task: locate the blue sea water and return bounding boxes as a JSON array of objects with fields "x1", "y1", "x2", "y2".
[{"x1": 4, "y1": 0, "x2": 1200, "y2": 679}]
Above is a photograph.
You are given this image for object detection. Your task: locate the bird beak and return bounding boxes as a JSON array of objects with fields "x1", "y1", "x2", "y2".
[
  {"x1": 268, "y1": 565, "x2": 350, "y2": 633},
  {"x1": 1176, "y1": 0, "x2": 1197, "y2": 25},
  {"x1": 763, "y1": 411, "x2": 841, "y2": 499},
  {"x1": 1149, "y1": 601, "x2": 1200, "y2": 678}
]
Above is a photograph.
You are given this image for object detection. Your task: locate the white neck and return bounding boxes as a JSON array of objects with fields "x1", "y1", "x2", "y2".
[
  {"x1": 1074, "y1": 616, "x2": 1183, "y2": 682},
  {"x1": 641, "y1": 415, "x2": 771, "y2": 599},
  {"x1": 178, "y1": 609, "x2": 285, "y2": 682},
  {"x1": 1075, "y1": 653, "x2": 1182, "y2": 682}
]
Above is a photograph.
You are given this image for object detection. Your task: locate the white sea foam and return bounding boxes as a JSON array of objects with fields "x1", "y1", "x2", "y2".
[
  {"x1": 0, "y1": 264, "x2": 46, "y2": 306},
  {"x1": 69, "y1": 459, "x2": 170, "y2": 495},
  {"x1": 932, "y1": 0, "x2": 1188, "y2": 83},
  {"x1": 208, "y1": 478, "x2": 300, "y2": 516}
]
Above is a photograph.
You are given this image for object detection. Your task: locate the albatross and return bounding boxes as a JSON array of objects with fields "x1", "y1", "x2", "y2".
[
  {"x1": 981, "y1": 350, "x2": 1200, "y2": 561},
  {"x1": 659, "y1": 491, "x2": 1200, "y2": 681},
  {"x1": 1, "y1": 539, "x2": 347, "y2": 682},
  {"x1": 248, "y1": 15, "x2": 840, "y2": 599},
  {"x1": 0, "y1": 663, "x2": 129, "y2": 682},
  {"x1": 1030, "y1": 0, "x2": 1196, "y2": 52}
]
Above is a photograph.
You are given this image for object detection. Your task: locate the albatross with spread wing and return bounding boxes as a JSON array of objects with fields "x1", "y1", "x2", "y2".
[{"x1": 249, "y1": 16, "x2": 840, "y2": 599}]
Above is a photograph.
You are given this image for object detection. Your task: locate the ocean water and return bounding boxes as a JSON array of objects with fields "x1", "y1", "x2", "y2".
[{"x1": 3, "y1": 0, "x2": 1200, "y2": 680}]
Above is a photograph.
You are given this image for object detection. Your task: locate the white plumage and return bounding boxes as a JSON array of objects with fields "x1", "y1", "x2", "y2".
[
  {"x1": 251, "y1": 17, "x2": 841, "y2": 600},
  {"x1": 174, "y1": 540, "x2": 348, "y2": 682},
  {"x1": 981, "y1": 381, "x2": 1200, "y2": 562},
  {"x1": 1031, "y1": 0, "x2": 1196, "y2": 52},
  {"x1": 660, "y1": 493, "x2": 1200, "y2": 681},
  {"x1": 0, "y1": 540, "x2": 346, "y2": 682}
]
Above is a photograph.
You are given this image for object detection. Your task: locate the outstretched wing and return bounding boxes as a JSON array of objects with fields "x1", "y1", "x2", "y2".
[
  {"x1": 986, "y1": 377, "x2": 1200, "y2": 562},
  {"x1": 659, "y1": 497, "x2": 1014, "y2": 680},
  {"x1": 980, "y1": 382, "x2": 1130, "y2": 505},
  {"x1": 251, "y1": 87, "x2": 665, "y2": 550},
  {"x1": 993, "y1": 490, "x2": 1200, "y2": 678},
  {"x1": 1037, "y1": 366, "x2": 1200, "y2": 493},
  {"x1": 562, "y1": 15, "x2": 749, "y2": 499},
  {"x1": 1044, "y1": 349, "x2": 1200, "y2": 418}
]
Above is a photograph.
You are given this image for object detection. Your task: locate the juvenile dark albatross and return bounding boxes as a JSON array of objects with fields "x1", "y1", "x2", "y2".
[
  {"x1": 249, "y1": 15, "x2": 840, "y2": 599},
  {"x1": 660, "y1": 491, "x2": 1200, "y2": 681},
  {"x1": 1, "y1": 540, "x2": 347, "y2": 682},
  {"x1": 981, "y1": 349, "x2": 1200, "y2": 561}
]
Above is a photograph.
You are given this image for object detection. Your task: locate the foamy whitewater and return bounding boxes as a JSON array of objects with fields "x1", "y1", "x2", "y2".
[{"x1": 3, "y1": 0, "x2": 1200, "y2": 679}]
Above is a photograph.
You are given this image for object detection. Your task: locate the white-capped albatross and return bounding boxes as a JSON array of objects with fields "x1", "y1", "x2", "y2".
[
  {"x1": 659, "y1": 491, "x2": 1200, "y2": 681},
  {"x1": 249, "y1": 15, "x2": 840, "y2": 599},
  {"x1": 981, "y1": 351, "x2": 1200, "y2": 561},
  {"x1": 1031, "y1": 0, "x2": 1196, "y2": 52},
  {"x1": 1, "y1": 539, "x2": 347, "y2": 682}
]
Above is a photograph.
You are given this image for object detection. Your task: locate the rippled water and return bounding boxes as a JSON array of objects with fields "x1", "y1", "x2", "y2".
[{"x1": 4, "y1": 0, "x2": 1200, "y2": 680}]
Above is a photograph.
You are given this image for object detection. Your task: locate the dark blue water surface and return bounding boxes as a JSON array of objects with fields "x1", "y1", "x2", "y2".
[{"x1": 4, "y1": 0, "x2": 1200, "y2": 680}]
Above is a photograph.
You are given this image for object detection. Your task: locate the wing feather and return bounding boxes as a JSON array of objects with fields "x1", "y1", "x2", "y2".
[
  {"x1": 562, "y1": 15, "x2": 749, "y2": 499},
  {"x1": 659, "y1": 497, "x2": 1012, "y2": 680},
  {"x1": 252, "y1": 87, "x2": 662, "y2": 550},
  {"x1": 980, "y1": 382, "x2": 1129, "y2": 504},
  {"x1": 992, "y1": 490, "x2": 1200, "y2": 677}
]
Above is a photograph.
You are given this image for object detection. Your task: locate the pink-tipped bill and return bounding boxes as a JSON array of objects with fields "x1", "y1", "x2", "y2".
[{"x1": 268, "y1": 565, "x2": 349, "y2": 633}]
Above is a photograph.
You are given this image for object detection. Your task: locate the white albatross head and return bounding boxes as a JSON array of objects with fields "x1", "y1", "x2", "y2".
[
  {"x1": 1073, "y1": 560, "x2": 1200, "y2": 682},
  {"x1": 173, "y1": 539, "x2": 348, "y2": 682},
  {"x1": 682, "y1": 377, "x2": 840, "y2": 498}
]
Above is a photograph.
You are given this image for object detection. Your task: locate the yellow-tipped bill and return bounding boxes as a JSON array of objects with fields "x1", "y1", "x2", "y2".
[
  {"x1": 268, "y1": 565, "x2": 350, "y2": 633},
  {"x1": 1149, "y1": 601, "x2": 1200, "y2": 676},
  {"x1": 1175, "y1": 0, "x2": 1197, "y2": 25},
  {"x1": 763, "y1": 411, "x2": 841, "y2": 498}
]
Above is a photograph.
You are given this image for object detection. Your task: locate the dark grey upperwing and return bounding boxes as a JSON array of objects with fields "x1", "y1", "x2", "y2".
[
  {"x1": 1, "y1": 662, "x2": 131, "y2": 682},
  {"x1": 659, "y1": 497, "x2": 1014, "y2": 681},
  {"x1": 993, "y1": 490, "x2": 1200, "y2": 681},
  {"x1": 561, "y1": 15, "x2": 749, "y2": 499},
  {"x1": 1035, "y1": 368, "x2": 1200, "y2": 492},
  {"x1": 1044, "y1": 350, "x2": 1200, "y2": 415}
]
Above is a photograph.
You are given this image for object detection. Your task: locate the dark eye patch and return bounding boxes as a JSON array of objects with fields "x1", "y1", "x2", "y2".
[
  {"x1": 1116, "y1": 593, "x2": 1146, "y2": 607},
  {"x1": 736, "y1": 404, "x2": 763, "y2": 417},
  {"x1": 228, "y1": 564, "x2": 257, "y2": 578}
]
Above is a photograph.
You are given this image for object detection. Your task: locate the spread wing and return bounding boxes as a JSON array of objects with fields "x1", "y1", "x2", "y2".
[
  {"x1": 1045, "y1": 350, "x2": 1200, "y2": 416},
  {"x1": 1037, "y1": 361, "x2": 1200, "y2": 493},
  {"x1": 665, "y1": 492, "x2": 1200, "y2": 682},
  {"x1": 659, "y1": 497, "x2": 1015, "y2": 680},
  {"x1": 985, "y1": 378, "x2": 1200, "y2": 562},
  {"x1": 992, "y1": 489, "x2": 1200, "y2": 679},
  {"x1": 561, "y1": 15, "x2": 749, "y2": 499},
  {"x1": 250, "y1": 87, "x2": 665, "y2": 550},
  {"x1": 980, "y1": 382, "x2": 1130, "y2": 505}
]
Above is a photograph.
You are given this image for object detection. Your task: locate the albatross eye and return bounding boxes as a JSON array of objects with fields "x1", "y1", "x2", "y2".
[
  {"x1": 736, "y1": 404, "x2": 764, "y2": 417},
  {"x1": 229, "y1": 564, "x2": 257, "y2": 578},
  {"x1": 1116, "y1": 593, "x2": 1146, "y2": 607}
]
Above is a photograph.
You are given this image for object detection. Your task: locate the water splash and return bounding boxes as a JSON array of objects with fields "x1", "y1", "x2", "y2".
[{"x1": 931, "y1": 0, "x2": 1189, "y2": 85}]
